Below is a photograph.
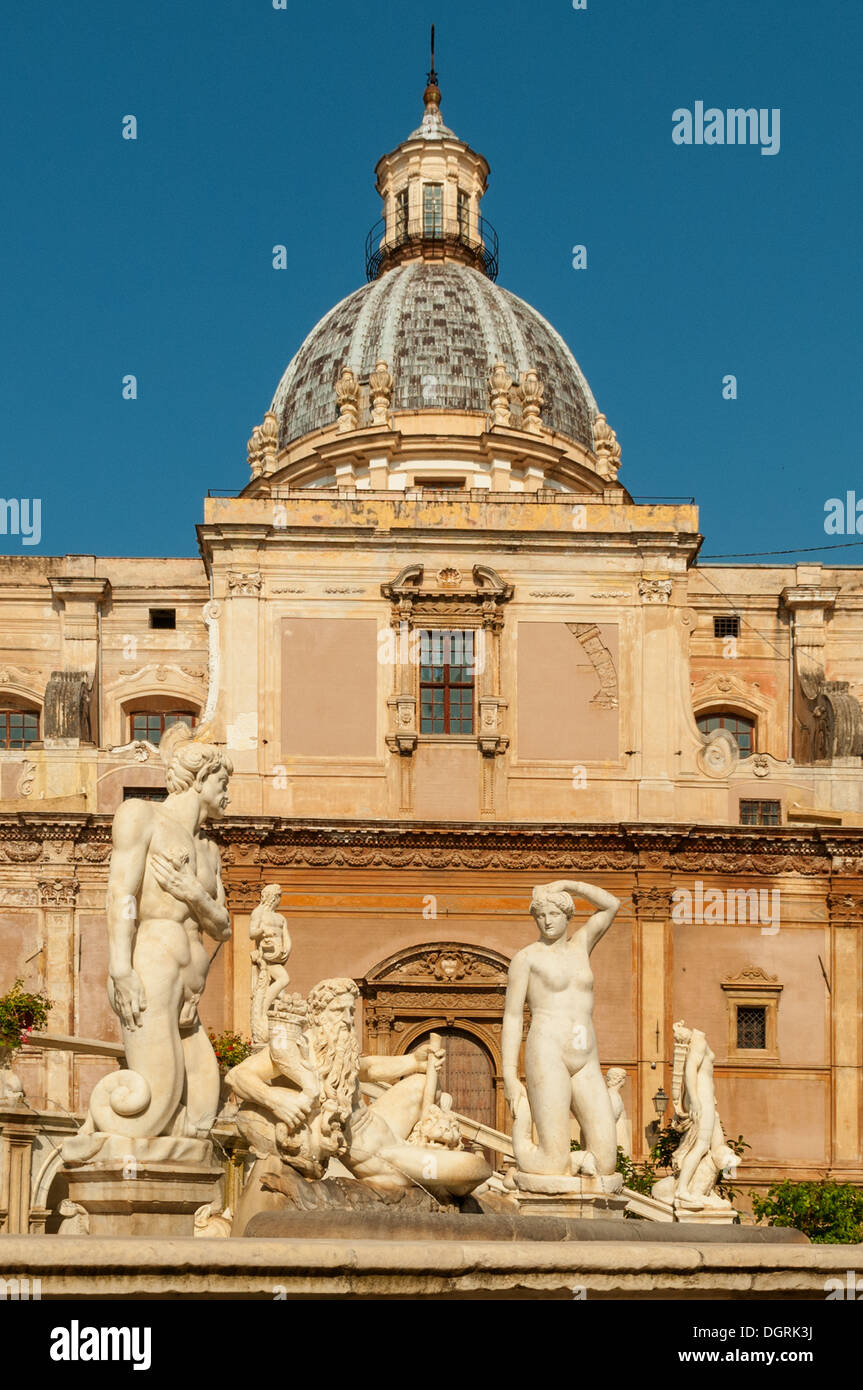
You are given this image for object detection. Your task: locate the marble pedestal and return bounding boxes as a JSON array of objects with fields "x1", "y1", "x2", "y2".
[
  {"x1": 61, "y1": 1136, "x2": 222, "y2": 1237},
  {"x1": 513, "y1": 1170, "x2": 628, "y2": 1219}
]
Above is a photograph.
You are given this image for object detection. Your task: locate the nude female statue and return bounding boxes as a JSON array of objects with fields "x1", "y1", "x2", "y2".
[{"x1": 501, "y1": 879, "x2": 620, "y2": 1177}]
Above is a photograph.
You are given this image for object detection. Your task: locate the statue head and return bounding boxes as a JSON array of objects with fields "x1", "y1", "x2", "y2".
[
  {"x1": 160, "y1": 722, "x2": 232, "y2": 820},
  {"x1": 260, "y1": 883, "x2": 282, "y2": 909},
  {"x1": 529, "y1": 886, "x2": 574, "y2": 941},
  {"x1": 606, "y1": 1066, "x2": 626, "y2": 1091},
  {"x1": 307, "y1": 977, "x2": 358, "y2": 1031}
]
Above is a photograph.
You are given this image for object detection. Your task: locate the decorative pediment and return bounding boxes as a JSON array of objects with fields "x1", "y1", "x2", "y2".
[
  {"x1": 381, "y1": 563, "x2": 513, "y2": 625},
  {"x1": 366, "y1": 943, "x2": 510, "y2": 987},
  {"x1": 721, "y1": 965, "x2": 782, "y2": 994}
]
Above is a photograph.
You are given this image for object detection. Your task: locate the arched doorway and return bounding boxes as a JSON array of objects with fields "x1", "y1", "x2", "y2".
[
  {"x1": 360, "y1": 942, "x2": 510, "y2": 1133},
  {"x1": 408, "y1": 1028, "x2": 496, "y2": 1130}
]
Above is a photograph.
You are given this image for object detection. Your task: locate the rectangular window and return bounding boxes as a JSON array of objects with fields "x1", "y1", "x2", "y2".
[
  {"x1": 0, "y1": 710, "x2": 39, "y2": 749},
  {"x1": 457, "y1": 188, "x2": 469, "y2": 239},
  {"x1": 423, "y1": 183, "x2": 443, "y2": 239},
  {"x1": 713, "y1": 615, "x2": 740, "y2": 638},
  {"x1": 736, "y1": 1005, "x2": 767, "y2": 1049},
  {"x1": 149, "y1": 609, "x2": 176, "y2": 630},
  {"x1": 123, "y1": 787, "x2": 167, "y2": 801},
  {"x1": 395, "y1": 188, "x2": 408, "y2": 240},
  {"x1": 420, "y1": 630, "x2": 475, "y2": 734},
  {"x1": 740, "y1": 799, "x2": 780, "y2": 826},
  {"x1": 131, "y1": 711, "x2": 196, "y2": 746}
]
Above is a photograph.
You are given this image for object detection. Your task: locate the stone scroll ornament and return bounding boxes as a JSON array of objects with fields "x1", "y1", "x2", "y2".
[
  {"x1": 501, "y1": 880, "x2": 622, "y2": 1179},
  {"x1": 651, "y1": 1020, "x2": 738, "y2": 1215},
  {"x1": 63, "y1": 723, "x2": 233, "y2": 1162},
  {"x1": 249, "y1": 884, "x2": 291, "y2": 1046}
]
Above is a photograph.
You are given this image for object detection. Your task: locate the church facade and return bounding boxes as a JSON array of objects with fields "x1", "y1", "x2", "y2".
[{"x1": 2, "y1": 74, "x2": 862, "y2": 1198}]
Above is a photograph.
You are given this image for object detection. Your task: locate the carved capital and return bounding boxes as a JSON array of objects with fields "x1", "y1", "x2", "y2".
[
  {"x1": 632, "y1": 885, "x2": 674, "y2": 917},
  {"x1": 828, "y1": 893, "x2": 863, "y2": 924},
  {"x1": 638, "y1": 578, "x2": 672, "y2": 605},
  {"x1": 38, "y1": 878, "x2": 79, "y2": 908},
  {"x1": 226, "y1": 572, "x2": 263, "y2": 598}
]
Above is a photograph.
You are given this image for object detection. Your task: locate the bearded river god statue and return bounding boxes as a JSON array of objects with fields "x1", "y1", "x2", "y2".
[
  {"x1": 501, "y1": 879, "x2": 628, "y2": 1214},
  {"x1": 227, "y1": 978, "x2": 491, "y2": 1231},
  {"x1": 63, "y1": 723, "x2": 233, "y2": 1169}
]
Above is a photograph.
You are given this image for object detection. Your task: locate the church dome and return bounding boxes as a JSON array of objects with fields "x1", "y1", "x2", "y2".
[{"x1": 270, "y1": 261, "x2": 598, "y2": 452}]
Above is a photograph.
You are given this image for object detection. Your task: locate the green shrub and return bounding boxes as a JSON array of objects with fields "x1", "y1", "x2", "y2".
[{"x1": 752, "y1": 1180, "x2": 863, "y2": 1244}]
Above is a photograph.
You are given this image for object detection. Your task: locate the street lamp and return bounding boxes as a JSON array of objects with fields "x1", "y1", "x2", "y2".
[{"x1": 652, "y1": 1085, "x2": 669, "y2": 1124}]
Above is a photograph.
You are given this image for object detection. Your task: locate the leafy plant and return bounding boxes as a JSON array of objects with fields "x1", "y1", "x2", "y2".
[
  {"x1": 752, "y1": 1181, "x2": 863, "y2": 1244},
  {"x1": 208, "y1": 1030, "x2": 253, "y2": 1076},
  {"x1": 716, "y1": 1133, "x2": 750, "y2": 1202},
  {"x1": 0, "y1": 979, "x2": 52, "y2": 1052}
]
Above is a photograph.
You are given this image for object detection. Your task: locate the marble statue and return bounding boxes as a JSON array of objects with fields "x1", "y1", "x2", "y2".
[
  {"x1": 227, "y1": 977, "x2": 490, "y2": 1217},
  {"x1": 502, "y1": 879, "x2": 621, "y2": 1178},
  {"x1": 63, "y1": 723, "x2": 232, "y2": 1161},
  {"x1": 606, "y1": 1066, "x2": 631, "y2": 1158},
  {"x1": 651, "y1": 1020, "x2": 737, "y2": 1215},
  {"x1": 250, "y1": 884, "x2": 291, "y2": 1045}
]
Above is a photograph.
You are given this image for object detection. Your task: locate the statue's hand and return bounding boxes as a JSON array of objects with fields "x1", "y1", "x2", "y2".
[
  {"x1": 109, "y1": 970, "x2": 147, "y2": 1030},
  {"x1": 412, "y1": 1041, "x2": 445, "y2": 1076},
  {"x1": 504, "y1": 1076, "x2": 528, "y2": 1118},
  {"x1": 269, "y1": 1089, "x2": 312, "y2": 1131},
  {"x1": 150, "y1": 853, "x2": 201, "y2": 910}
]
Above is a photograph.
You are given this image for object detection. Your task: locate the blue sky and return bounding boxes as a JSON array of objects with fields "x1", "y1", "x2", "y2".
[{"x1": 1, "y1": 0, "x2": 860, "y2": 561}]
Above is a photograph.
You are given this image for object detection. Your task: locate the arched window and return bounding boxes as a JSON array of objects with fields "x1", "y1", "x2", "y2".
[
  {"x1": 130, "y1": 709, "x2": 197, "y2": 746},
  {"x1": 0, "y1": 706, "x2": 39, "y2": 748},
  {"x1": 697, "y1": 711, "x2": 755, "y2": 758}
]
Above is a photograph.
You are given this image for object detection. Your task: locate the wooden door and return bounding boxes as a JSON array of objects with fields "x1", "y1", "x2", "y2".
[{"x1": 410, "y1": 1028, "x2": 495, "y2": 1129}]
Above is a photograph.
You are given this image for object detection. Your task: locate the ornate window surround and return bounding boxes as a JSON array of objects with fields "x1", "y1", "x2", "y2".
[
  {"x1": 720, "y1": 965, "x2": 783, "y2": 1063},
  {"x1": 380, "y1": 563, "x2": 513, "y2": 812}
]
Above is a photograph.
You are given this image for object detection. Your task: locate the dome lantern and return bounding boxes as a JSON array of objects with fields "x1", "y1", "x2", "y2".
[{"x1": 365, "y1": 37, "x2": 498, "y2": 281}]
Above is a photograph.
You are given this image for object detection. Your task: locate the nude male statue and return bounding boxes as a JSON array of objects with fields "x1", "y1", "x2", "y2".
[
  {"x1": 654, "y1": 1021, "x2": 736, "y2": 1211},
  {"x1": 68, "y1": 723, "x2": 232, "y2": 1152},
  {"x1": 249, "y1": 883, "x2": 291, "y2": 1044},
  {"x1": 502, "y1": 879, "x2": 620, "y2": 1177}
]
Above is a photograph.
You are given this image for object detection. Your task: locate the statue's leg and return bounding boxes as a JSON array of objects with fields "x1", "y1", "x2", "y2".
[
  {"x1": 363, "y1": 1073, "x2": 425, "y2": 1141},
  {"x1": 180, "y1": 1019, "x2": 221, "y2": 1138},
  {"x1": 516, "y1": 1040, "x2": 572, "y2": 1174},
  {"x1": 570, "y1": 1058, "x2": 617, "y2": 1175}
]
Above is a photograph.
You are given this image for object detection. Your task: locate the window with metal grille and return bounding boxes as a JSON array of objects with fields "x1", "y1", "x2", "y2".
[
  {"x1": 423, "y1": 183, "x2": 443, "y2": 238},
  {"x1": 713, "y1": 615, "x2": 740, "y2": 638},
  {"x1": 0, "y1": 709, "x2": 39, "y2": 749},
  {"x1": 130, "y1": 710, "x2": 197, "y2": 746},
  {"x1": 420, "y1": 630, "x2": 474, "y2": 734},
  {"x1": 697, "y1": 712, "x2": 755, "y2": 757},
  {"x1": 123, "y1": 787, "x2": 168, "y2": 801},
  {"x1": 739, "y1": 798, "x2": 781, "y2": 826},
  {"x1": 736, "y1": 1005, "x2": 767, "y2": 1049}
]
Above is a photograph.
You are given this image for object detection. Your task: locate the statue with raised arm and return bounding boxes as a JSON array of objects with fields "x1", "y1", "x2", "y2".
[
  {"x1": 63, "y1": 723, "x2": 232, "y2": 1160},
  {"x1": 249, "y1": 883, "x2": 291, "y2": 1045},
  {"x1": 502, "y1": 879, "x2": 620, "y2": 1178}
]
